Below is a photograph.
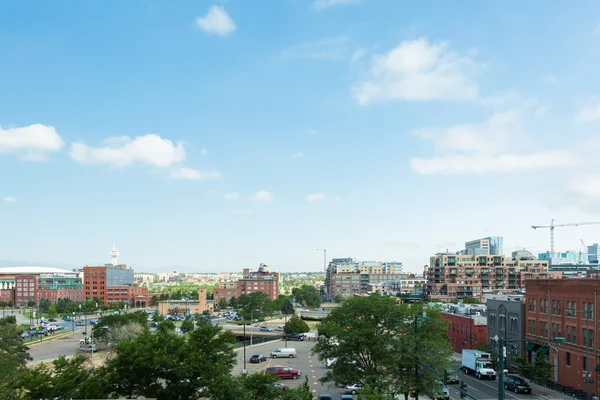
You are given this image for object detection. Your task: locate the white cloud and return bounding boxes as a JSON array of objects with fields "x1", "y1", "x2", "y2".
[
  {"x1": 292, "y1": 152, "x2": 304, "y2": 159},
  {"x1": 576, "y1": 97, "x2": 600, "y2": 123},
  {"x1": 70, "y1": 134, "x2": 185, "y2": 168},
  {"x1": 410, "y1": 110, "x2": 578, "y2": 175},
  {"x1": 353, "y1": 37, "x2": 479, "y2": 105},
  {"x1": 0, "y1": 124, "x2": 65, "y2": 160},
  {"x1": 196, "y1": 6, "x2": 236, "y2": 36},
  {"x1": 169, "y1": 167, "x2": 221, "y2": 181},
  {"x1": 306, "y1": 193, "x2": 327, "y2": 203},
  {"x1": 249, "y1": 190, "x2": 273, "y2": 202},
  {"x1": 224, "y1": 192, "x2": 240, "y2": 200},
  {"x1": 410, "y1": 152, "x2": 577, "y2": 175},
  {"x1": 309, "y1": 129, "x2": 318, "y2": 135},
  {"x1": 200, "y1": 148, "x2": 209, "y2": 156},
  {"x1": 280, "y1": 37, "x2": 350, "y2": 60},
  {"x1": 2, "y1": 196, "x2": 17, "y2": 203},
  {"x1": 563, "y1": 174, "x2": 600, "y2": 214},
  {"x1": 313, "y1": 0, "x2": 360, "y2": 11}
]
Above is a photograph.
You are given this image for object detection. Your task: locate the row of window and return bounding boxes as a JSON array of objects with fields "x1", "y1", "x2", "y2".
[
  {"x1": 528, "y1": 320, "x2": 595, "y2": 347},
  {"x1": 488, "y1": 313, "x2": 520, "y2": 333},
  {"x1": 527, "y1": 299, "x2": 595, "y2": 319}
]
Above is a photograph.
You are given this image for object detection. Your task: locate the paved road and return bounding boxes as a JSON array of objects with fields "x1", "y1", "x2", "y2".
[{"x1": 28, "y1": 331, "x2": 85, "y2": 362}]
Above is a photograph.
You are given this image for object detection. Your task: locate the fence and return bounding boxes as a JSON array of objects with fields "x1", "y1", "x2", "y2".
[{"x1": 234, "y1": 335, "x2": 283, "y2": 348}]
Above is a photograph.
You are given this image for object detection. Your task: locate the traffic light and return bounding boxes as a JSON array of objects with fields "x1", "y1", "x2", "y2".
[{"x1": 458, "y1": 380, "x2": 468, "y2": 399}]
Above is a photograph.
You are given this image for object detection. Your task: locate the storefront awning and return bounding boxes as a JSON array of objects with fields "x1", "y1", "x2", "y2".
[
  {"x1": 595, "y1": 364, "x2": 600, "y2": 372},
  {"x1": 525, "y1": 343, "x2": 539, "y2": 351},
  {"x1": 536, "y1": 346, "x2": 549, "y2": 355}
]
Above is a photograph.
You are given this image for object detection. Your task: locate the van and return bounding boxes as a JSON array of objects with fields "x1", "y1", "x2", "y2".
[{"x1": 270, "y1": 347, "x2": 297, "y2": 358}]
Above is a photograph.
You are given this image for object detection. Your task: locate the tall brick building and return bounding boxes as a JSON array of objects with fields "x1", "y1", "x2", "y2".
[
  {"x1": 83, "y1": 264, "x2": 149, "y2": 306},
  {"x1": 526, "y1": 279, "x2": 600, "y2": 394},
  {"x1": 213, "y1": 264, "x2": 279, "y2": 304}
]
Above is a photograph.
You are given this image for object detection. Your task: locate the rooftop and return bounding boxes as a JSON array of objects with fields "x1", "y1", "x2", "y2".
[{"x1": 0, "y1": 266, "x2": 77, "y2": 275}]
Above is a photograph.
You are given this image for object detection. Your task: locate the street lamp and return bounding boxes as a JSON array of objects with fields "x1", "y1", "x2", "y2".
[
  {"x1": 250, "y1": 309, "x2": 260, "y2": 346},
  {"x1": 72, "y1": 312, "x2": 75, "y2": 332}
]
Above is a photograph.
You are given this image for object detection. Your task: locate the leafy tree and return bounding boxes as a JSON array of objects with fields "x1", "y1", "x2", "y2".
[
  {"x1": 152, "y1": 309, "x2": 163, "y2": 322},
  {"x1": 47, "y1": 303, "x2": 57, "y2": 317},
  {"x1": 292, "y1": 285, "x2": 321, "y2": 308},
  {"x1": 312, "y1": 294, "x2": 452, "y2": 398},
  {"x1": 462, "y1": 297, "x2": 480, "y2": 304},
  {"x1": 228, "y1": 296, "x2": 238, "y2": 308},
  {"x1": 150, "y1": 295, "x2": 160, "y2": 306},
  {"x1": 91, "y1": 311, "x2": 148, "y2": 347},
  {"x1": 0, "y1": 315, "x2": 32, "y2": 391},
  {"x1": 210, "y1": 373, "x2": 313, "y2": 400},
  {"x1": 219, "y1": 297, "x2": 228, "y2": 310},
  {"x1": 181, "y1": 318, "x2": 194, "y2": 333},
  {"x1": 38, "y1": 298, "x2": 51, "y2": 314},
  {"x1": 284, "y1": 314, "x2": 309, "y2": 334},
  {"x1": 239, "y1": 292, "x2": 271, "y2": 321},
  {"x1": 104, "y1": 322, "x2": 236, "y2": 399},
  {"x1": 9, "y1": 356, "x2": 109, "y2": 399},
  {"x1": 333, "y1": 295, "x2": 344, "y2": 304},
  {"x1": 281, "y1": 297, "x2": 295, "y2": 315},
  {"x1": 26, "y1": 300, "x2": 36, "y2": 308},
  {"x1": 157, "y1": 319, "x2": 176, "y2": 333}
]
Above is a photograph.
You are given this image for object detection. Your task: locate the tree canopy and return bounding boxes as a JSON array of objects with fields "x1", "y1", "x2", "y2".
[
  {"x1": 292, "y1": 285, "x2": 321, "y2": 308},
  {"x1": 313, "y1": 294, "x2": 452, "y2": 399},
  {"x1": 284, "y1": 314, "x2": 310, "y2": 334},
  {"x1": 0, "y1": 315, "x2": 32, "y2": 391}
]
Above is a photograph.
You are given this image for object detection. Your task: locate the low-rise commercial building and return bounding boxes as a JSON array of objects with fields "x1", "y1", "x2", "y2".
[
  {"x1": 442, "y1": 312, "x2": 488, "y2": 354},
  {"x1": 325, "y1": 258, "x2": 404, "y2": 298},
  {"x1": 525, "y1": 279, "x2": 600, "y2": 394},
  {"x1": 157, "y1": 289, "x2": 213, "y2": 315},
  {"x1": 486, "y1": 294, "x2": 526, "y2": 370}
]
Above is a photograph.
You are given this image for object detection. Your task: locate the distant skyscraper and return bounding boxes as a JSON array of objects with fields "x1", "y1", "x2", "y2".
[
  {"x1": 538, "y1": 250, "x2": 588, "y2": 265},
  {"x1": 463, "y1": 237, "x2": 503, "y2": 255},
  {"x1": 588, "y1": 243, "x2": 599, "y2": 264}
]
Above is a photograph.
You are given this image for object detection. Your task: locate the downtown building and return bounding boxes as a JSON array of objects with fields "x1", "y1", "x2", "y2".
[
  {"x1": 213, "y1": 264, "x2": 280, "y2": 304},
  {"x1": 525, "y1": 278, "x2": 600, "y2": 395},
  {"x1": 83, "y1": 263, "x2": 150, "y2": 307},
  {"x1": 325, "y1": 258, "x2": 404, "y2": 298},
  {"x1": 426, "y1": 240, "x2": 557, "y2": 302}
]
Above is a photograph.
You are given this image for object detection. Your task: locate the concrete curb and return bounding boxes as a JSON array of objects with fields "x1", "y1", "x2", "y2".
[{"x1": 26, "y1": 331, "x2": 77, "y2": 347}]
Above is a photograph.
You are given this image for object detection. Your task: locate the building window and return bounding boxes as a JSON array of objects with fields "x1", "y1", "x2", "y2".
[
  {"x1": 566, "y1": 352, "x2": 571, "y2": 366},
  {"x1": 583, "y1": 356, "x2": 588, "y2": 372}
]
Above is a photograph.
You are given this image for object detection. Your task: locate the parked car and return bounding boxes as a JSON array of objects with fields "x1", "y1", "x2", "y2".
[
  {"x1": 265, "y1": 365, "x2": 302, "y2": 379},
  {"x1": 62, "y1": 316, "x2": 72, "y2": 321},
  {"x1": 504, "y1": 375, "x2": 532, "y2": 394},
  {"x1": 273, "y1": 383, "x2": 288, "y2": 390},
  {"x1": 250, "y1": 354, "x2": 267, "y2": 363},
  {"x1": 259, "y1": 326, "x2": 273, "y2": 332},
  {"x1": 317, "y1": 395, "x2": 333, "y2": 400},
  {"x1": 270, "y1": 347, "x2": 297, "y2": 358},
  {"x1": 426, "y1": 381, "x2": 449, "y2": 400},
  {"x1": 47, "y1": 318, "x2": 57, "y2": 322},
  {"x1": 344, "y1": 384, "x2": 362, "y2": 395},
  {"x1": 445, "y1": 369, "x2": 459, "y2": 384},
  {"x1": 90, "y1": 319, "x2": 98, "y2": 325},
  {"x1": 285, "y1": 332, "x2": 305, "y2": 341},
  {"x1": 340, "y1": 396, "x2": 354, "y2": 400},
  {"x1": 75, "y1": 321, "x2": 84, "y2": 326},
  {"x1": 275, "y1": 326, "x2": 284, "y2": 331}
]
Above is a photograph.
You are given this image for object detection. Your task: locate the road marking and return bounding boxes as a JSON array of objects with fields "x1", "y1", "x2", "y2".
[
  {"x1": 312, "y1": 389, "x2": 317, "y2": 393},
  {"x1": 314, "y1": 382, "x2": 318, "y2": 385},
  {"x1": 312, "y1": 375, "x2": 316, "y2": 378}
]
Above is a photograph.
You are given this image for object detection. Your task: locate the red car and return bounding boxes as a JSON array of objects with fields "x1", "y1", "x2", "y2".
[{"x1": 265, "y1": 365, "x2": 302, "y2": 379}]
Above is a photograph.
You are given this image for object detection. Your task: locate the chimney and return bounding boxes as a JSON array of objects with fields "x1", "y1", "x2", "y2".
[{"x1": 243, "y1": 268, "x2": 250, "y2": 276}]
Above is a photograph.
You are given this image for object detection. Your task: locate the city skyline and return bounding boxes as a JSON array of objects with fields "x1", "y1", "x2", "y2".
[{"x1": 2, "y1": 1, "x2": 600, "y2": 273}]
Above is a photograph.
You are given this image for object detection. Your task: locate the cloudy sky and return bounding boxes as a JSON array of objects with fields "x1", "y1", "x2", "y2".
[{"x1": 2, "y1": 0, "x2": 600, "y2": 273}]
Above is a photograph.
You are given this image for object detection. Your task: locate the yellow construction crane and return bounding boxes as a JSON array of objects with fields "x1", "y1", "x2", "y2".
[{"x1": 531, "y1": 219, "x2": 600, "y2": 260}]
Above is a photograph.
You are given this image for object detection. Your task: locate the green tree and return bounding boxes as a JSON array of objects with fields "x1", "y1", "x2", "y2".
[
  {"x1": 91, "y1": 310, "x2": 148, "y2": 348},
  {"x1": 47, "y1": 303, "x2": 57, "y2": 317},
  {"x1": 104, "y1": 322, "x2": 236, "y2": 399},
  {"x1": 26, "y1": 300, "x2": 36, "y2": 308},
  {"x1": 152, "y1": 309, "x2": 163, "y2": 322},
  {"x1": 157, "y1": 319, "x2": 176, "y2": 333},
  {"x1": 281, "y1": 297, "x2": 295, "y2": 315},
  {"x1": 219, "y1": 297, "x2": 228, "y2": 310},
  {"x1": 228, "y1": 296, "x2": 238, "y2": 308},
  {"x1": 38, "y1": 298, "x2": 51, "y2": 314},
  {"x1": 284, "y1": 314, "x2": 309, "y2": 334},
  {"x1": 181, "y1": 317, "x2": 194, "y2": 333},
  {"x1": 0, "y1": 315, "x2": 32, "y2": 391},
  {"x1": 150, "y1": 295, "x2": 160, "y2": 306},
  {"x1": 292, "y1": 285, "x2": 321, "y2": 308},
  {"x1": 239, "y1": 292, "x2": 270, "y2": 321},
  {"x1": 462, "y1": 297, "x2": 480, "y2": 304},
  {"x1": 312, "y1": 295, "x2": 452, "y2": 398},
  {"x1": 333, "y1": 295, "x2": 344, "y2": 304}
]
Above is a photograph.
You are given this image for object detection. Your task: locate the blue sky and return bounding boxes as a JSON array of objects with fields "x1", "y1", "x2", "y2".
[{"x1": 2, "y1": 0, "x2": 600, "y2": 273}]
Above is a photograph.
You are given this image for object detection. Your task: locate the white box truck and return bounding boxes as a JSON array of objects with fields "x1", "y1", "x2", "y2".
[{"x1": 461, "y1": 350, "x2": 496, "y2": 380}]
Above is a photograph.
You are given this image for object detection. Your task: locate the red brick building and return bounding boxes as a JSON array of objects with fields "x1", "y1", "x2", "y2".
[
  {"x1": 14, "y1": 275, "x2": 38, "y2": 306},
  {"x1": 442, "y1": 312, "x2": 488, "y2": 354},
  {"x1": 84, "y1": 264, "x2": 149, "y2": 306},
  {"x1": 0, "y1": 289, "x2": 13, "y2": 303},
  {"x1": 37, "y1": 288, "x2": 84, "y2": 303},
  {"x1": 526, "y1": 279, "x2": 600, "y2": 395},
  {"x1": 213, "y1": 264, "x2": 279, "y2": 304}
]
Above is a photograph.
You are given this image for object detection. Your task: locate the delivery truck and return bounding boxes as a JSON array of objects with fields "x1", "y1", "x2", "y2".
[{"x1": 461, "y1": 350, "x2": 497, "y2": 380}]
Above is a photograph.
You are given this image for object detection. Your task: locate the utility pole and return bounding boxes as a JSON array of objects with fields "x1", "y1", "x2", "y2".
[
  {"x1": 498, "y1": 337, "x2": 505, "y2": 400},
  {"x1": 242, "y1": 323, "x2": 247, "y2": 374},
  {"x1": 414, "y1": 314, "x2": 420, "y2": 400}
]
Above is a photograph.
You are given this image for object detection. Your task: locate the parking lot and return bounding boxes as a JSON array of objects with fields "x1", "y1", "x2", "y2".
[{"x1": 232, "y1": 339, "x2": 354, "y2": 399}]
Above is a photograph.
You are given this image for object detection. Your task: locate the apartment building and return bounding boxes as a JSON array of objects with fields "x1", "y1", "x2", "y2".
[
  {"x1": 426, "y1": 252, "x2": 553, "y2": 302},
  {"x1": 325, "y1": 258, "x2": 404, "y2": 298},
  {"x1": 213, "y1": 264, "x2": 279, "y2": 304},
  {"x1": 14, "y1": 275, "x2": 38, "y2": 306},
  {"x1": 525, "y1": 279, "x2": 600, "y2": 394}
]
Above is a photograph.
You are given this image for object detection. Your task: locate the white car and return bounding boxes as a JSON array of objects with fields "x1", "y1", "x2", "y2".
[{"x1": 344, "y1": 384, "x2": 362, "y2": 395}]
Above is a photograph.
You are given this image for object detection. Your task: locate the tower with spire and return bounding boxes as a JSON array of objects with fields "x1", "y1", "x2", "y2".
[{"x1": 110, "y1": 244, "x2": 119, "y2": 266}]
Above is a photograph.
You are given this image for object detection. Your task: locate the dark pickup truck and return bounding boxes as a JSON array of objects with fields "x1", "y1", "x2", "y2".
[{"x1": 284, "y1": 333, "x2": 305, "y2": 341}]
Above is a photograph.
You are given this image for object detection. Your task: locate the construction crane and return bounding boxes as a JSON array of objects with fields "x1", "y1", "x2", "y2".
[
  {"x1": 531, "y1": 219, "x2": 600, "y2": 260},
  {"x1": 315, "y1": 247, "x2": 348, "y2": 273}
]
